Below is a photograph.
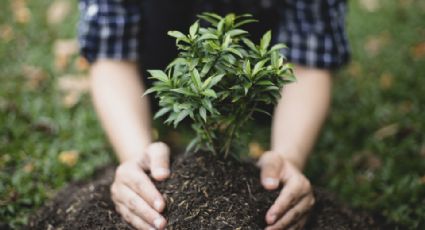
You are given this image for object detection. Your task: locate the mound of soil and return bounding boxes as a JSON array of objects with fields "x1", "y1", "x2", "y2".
[{"x1": 29, "y1": 152, "x2": 380, "y2": 229}]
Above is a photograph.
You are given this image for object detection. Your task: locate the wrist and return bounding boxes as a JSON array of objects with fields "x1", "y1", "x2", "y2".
[{"x1": 272, "y1": 146, "x2": 306, "y2": 171}]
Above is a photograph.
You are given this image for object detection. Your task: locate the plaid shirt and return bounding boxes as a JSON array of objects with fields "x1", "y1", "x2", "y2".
[{"x1": 78, "y1": 0, "x2": 349, "y2": 69}]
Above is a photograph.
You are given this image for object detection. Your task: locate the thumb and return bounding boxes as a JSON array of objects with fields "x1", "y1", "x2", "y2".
[
  {"x1": 146, "y1": 142, "x2": 170, "y2": 181},
  {"x1": 257, "y1": 151, "x2": 283, "y2": 190}
]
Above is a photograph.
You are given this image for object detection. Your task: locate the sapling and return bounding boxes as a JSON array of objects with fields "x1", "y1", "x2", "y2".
[{"x1": 145, "y1": 12, "x2": 295, "y2": 158}]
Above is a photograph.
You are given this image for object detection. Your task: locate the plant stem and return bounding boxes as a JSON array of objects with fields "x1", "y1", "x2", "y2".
[{"x1": 200, "y1": 119, "x2": 217, "y2": 155}]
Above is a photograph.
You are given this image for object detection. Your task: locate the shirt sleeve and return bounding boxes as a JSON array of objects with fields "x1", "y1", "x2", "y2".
[
  {"x1": 78, "y1": 0, "x2": 142, "y2": 63},
  {"x1": 276, "y1": 0, "x2": 350, "y2": 69}
]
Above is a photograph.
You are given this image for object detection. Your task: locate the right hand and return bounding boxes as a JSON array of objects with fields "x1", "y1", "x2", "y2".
[{"x1": 111, "y1": 142, "x2": 171, "y2": 230}]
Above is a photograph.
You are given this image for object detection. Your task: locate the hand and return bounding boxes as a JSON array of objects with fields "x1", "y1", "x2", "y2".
[
  {"x1": 111, "y1": 142, "x2": 171, "y2": 230},
  {"x1": 258, "y1": 151, "x2": 315, "y2": 230}
]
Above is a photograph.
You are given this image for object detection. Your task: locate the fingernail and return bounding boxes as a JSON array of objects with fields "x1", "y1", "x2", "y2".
[
  {"x1": 154, "y1": 199, "x2": 163, "y2": 211},
  {"x1": 264, "y1": 178, "x2": 279, "y2": 187},
  {"x1": 154, "y1": 217, "x2": 164, "y2": 229},
  {"x1": 269, "y1": 214, "x2": 277, "y2": 223},
  {"x1": 154, "y1": 168, "x2": 170, "y2": 177}
]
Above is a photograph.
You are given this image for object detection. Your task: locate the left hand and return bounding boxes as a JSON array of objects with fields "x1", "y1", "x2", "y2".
[{"x1": 258, "y1": 151, "x2": 315, "y2": 230}]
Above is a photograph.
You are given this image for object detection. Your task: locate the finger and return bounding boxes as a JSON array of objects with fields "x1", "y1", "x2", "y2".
[
  {"x1": 287, "y1": 216, "x2": 308, "y2": 230},
  {"x1": 146, "y1": 142, "x2": 170, "y2": 180},
  {"x1": 266, "y1": 195, "x2": 314, "y2": 230},
  {"x1": 112, "y1": 184, "x2": 167, "y2": 229},
  {"x1": 258, "y1": 151, "x2": 283, "y2": 190},
  {"x1": 265, "y1": 177, "x2": 307, "y2": 224},
  {"x1": 116, "y1": 203, "x2": 156, "y2": 230},
  {"x1": 115, "y1": 163, "x2": 166, "y2": 212}
]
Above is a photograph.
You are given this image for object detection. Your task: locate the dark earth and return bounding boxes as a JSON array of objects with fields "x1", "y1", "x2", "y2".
[{"x1": 29, "y1": 152, "x2": 381, "y2": 229}]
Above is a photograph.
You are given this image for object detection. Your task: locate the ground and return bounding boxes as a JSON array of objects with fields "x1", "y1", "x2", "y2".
[{"x1": 0, "y1": 0, "x2": 424, "y2": 229}]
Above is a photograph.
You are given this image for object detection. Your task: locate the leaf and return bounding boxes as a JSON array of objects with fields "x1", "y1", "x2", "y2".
[
  {"x1": 202, "y1": 89, "x2": 217, "y2": 98},
  {"x1": 189, "y1": 20, "x2": 199, "y2": 38},
  {"x1": 197, "y1": 33, "x2": 219, "y2": 41},
  {"x1": 58, "y1": 150, "x2": 79, "y2": 167},
  {"x1": 226, "y1": 29, "x2": 248, "y2": 37},
  {"x1": 191, "y1": 68, "x2": 202, "y2": 89},
  {"x1": 200, "y1": 107, "x2": 207, "y2": 122},
  {"x1": 243, "y1": 59, "x2": 252, "y2": 75},
  {"x1": 256, "y1": 80, "x2": 274, "y2": 86},
  {"x1": 234, "y1": 19, "x2": 258, "y2": 28},
  {"x1": 242, "y1": 38, "x2": 258, "y2": 53},
  {"x1": 253, "y1": 59, "x2": 268, "y2": 76},
  {"x1": 197, "y1": 13, "x2": 221, "y2": 26},
  {"x1": 222, "y1": 34, "x2": 231, "y2": 49},
  {"x1": 170, "y1": 88, "x2": 195, "y2": 96},
  {"x1": 209, "y1": 74, "x2": 225, "y2": 88},
  {"x1": 174, "y1": 110, "x2": 190, "y2": 127},
  {"x1": 225, "y1": 47, "x2": 243, "y2": 58},
  {"x1": 148, "y1": 70, "x2": 169, "y2": 82},
  {"x1": 47, "y1": 0, "x2": 71, "y2": 25},
  {"x1": 260, "y1": 30, "x2": 272, "y2": 52},
  {"x1": 269, "y1": 43, "x2": 287, "y2": 52},
  {"x1": 154, "y1": 108, "x2": 171, "y2": 119},
  {"x1": 167, "y1": 30, "x2": 186, "y2": 39}
]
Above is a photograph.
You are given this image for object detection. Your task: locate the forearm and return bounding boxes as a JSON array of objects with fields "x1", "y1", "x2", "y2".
[
  {"x1": 90, "y1": 60, "x2": 152, "y2": 163},
  {"x1": 271, "y1": 65, "x2": 332, "y2": 170}
]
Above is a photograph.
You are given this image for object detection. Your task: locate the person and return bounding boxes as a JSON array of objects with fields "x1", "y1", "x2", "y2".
[{"x1": 78, "y1": 0, "x2": 350, "y2": 229}]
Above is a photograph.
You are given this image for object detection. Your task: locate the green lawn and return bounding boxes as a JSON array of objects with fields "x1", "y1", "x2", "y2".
[{"x1": 1, "y1": 0, "x2": 424, "y2": 229}]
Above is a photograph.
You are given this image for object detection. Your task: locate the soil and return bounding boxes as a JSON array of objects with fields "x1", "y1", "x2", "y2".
[{"x1": 29, "y1": 152, "x2": 381, "y2": 229}]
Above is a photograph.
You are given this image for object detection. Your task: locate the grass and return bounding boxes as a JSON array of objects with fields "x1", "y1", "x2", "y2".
[{"x1": 0, "y1": 0, "x2": 424, "y2": 229}]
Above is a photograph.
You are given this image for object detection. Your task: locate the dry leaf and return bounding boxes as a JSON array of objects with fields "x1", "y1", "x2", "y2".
[
  {"x1": 11, "y1": 0, "x2": 31, "y2": 24},
  {"x1": 420, "y1": 144, "x2": 425, "y2": 158},
  {"x1": 74, "y1": 56, "x2": 90, "y2": 72},
  {"x1": 398, "y1": 0, "x2": 413, "y2": 8},
  {"x1": 347, "y1": 61, "x2": 363, "y2": 78},
  {"x1": 364, "y1": 33, "x2": 391, "y2": 57},
  {"x1": 62, "y1": 92, "x2": 81, "y2": 108},
  {"x1": 379, "y1": 72, "x2": 393, "y2": 90},
  {"x1": 57, "y1": 75, "x2": 90, "y2": 108},
  {"x1": 58, "y1": 150, "x2": 79, "y2": 167},
  {"x1": 398, "y1": 100, "x2": 413, "y2": 114},
  {"x1": 0, "y1": 25, "x2": 14, "y2": 42},
  {"x1": 410, "y1": 42, "x2": 425, "y2": 60},
  {"x1": 47, "y1": 0, "x2": 71, "y2": 25},
  {"x1": 352, "y1": 150, "x2": 382, "y2": 171},
  {"x1": 23, "y1": 162, "x2": 34, "y2": 173},
  {"x1": 22, "y1": 65, "x2": 48, "y2": 90},
  {"x1": 420, "y1": 175, "x2": 425, "y2": 185},
  {"x1": 249, "y1": 141, "x2": 264, "y2": 158},
  {"x1": 360, "y1": 0, "x2": 381, "y2": 12},
  {"x1": 374, "y1": 123, "x2": 399, "y2": 140},
  {"x1": 53, "y1": 39, "x2": 79, "y2": 70}
]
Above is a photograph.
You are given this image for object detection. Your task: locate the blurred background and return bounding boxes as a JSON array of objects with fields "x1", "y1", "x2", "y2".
[{"x1": 0, "y1": 0, "x2": 424, "y2": 229}]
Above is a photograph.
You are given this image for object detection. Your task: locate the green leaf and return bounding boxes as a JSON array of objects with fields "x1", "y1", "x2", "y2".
[
  {"x1": 154, "y1": 108, "x2": 171, "y2": 119},
  {"x1": 142, "y1": 87, "x2": 157, "y2": 96},
  {"x1": 252, "y1": 59, "x2": 268, "y2": 76},
  {"x1": 253, "y1": 108, "x2": 271, "y2": 116},
  {"x1": 210, "y1": 74, "x2": 225, "y2": 88},
  {"x1": 148, "y1": 70, "x2": 169, "y2": 82},
  {"x1": 174, "y1": 110, "x2": 190, "y2": 127},
  {"x1": 191, "y1": 68, "x2": 202, "y2": 89},
  {"x1": 199, "y1": 107, "x2": 207, "y2": 122},
  {"x1": 168, "y1": 31, "x2": 186, "y2": 39},
  {"x1": 242, "y1": 38, "x2": 258, "y2": 53},
  {"x1": 269, "y1": 43, "x2": 287, "y2": 52},
  {"x1": 222, "y1": 34, "x2": 231, "y2": 49},
  {"x1": 225, "y1": 47, "x2": 243, "y2": 58},
  {"x1": 234, "y1": 19, "x2": 258, "y2": 28},
  {"x1": 256, "y1": 80, "x2": 274, "y2": 86},
  {"x1": 197, "y1": 33, "x2": 219, "y2": 41},
  {"x1": 260, "y1": 30, "x2": 272, "y2": 52},
  {"x1": 170, "y1": 88, "x2": 195, "y2": 96},
  {"x1": 202, "y1": 89, "x2": 217, "y2": 98},
  {"x1": 189, "y1": 21, "x2": 199, "y2": 38},
  {"x1": 271, "y1": 51, "x2": 279, "y2": 68},
  {"x1": 243, "y1": 59, "x2": 251, "y2": 75},
  {"x1": 226, "y1": 29, "x2": 248, "y2": 37}
]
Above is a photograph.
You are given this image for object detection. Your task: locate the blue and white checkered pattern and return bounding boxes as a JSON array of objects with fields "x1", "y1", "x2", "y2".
[
  {"x1": 78, "y1": 0, "x2": 350, "y2": 69},
  {"x1": 277, "y1": 0, "x2": 350, "y2": 69}
]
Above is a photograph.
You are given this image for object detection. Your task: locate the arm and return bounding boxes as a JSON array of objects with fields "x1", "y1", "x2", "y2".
[
  {"x1": 90, "y1": 60, "x2": 169, "y2": 230},
  {"x1": 259, "y1": 65, "x2": 332, "y2": 230}
]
